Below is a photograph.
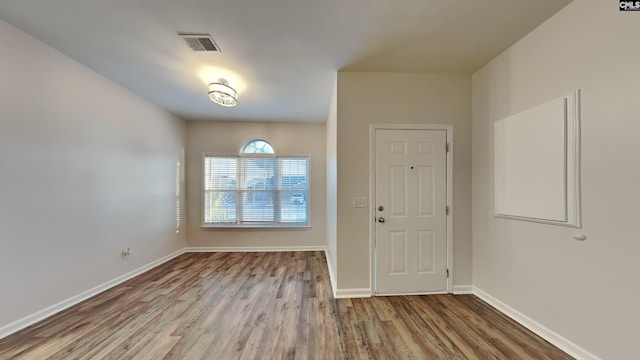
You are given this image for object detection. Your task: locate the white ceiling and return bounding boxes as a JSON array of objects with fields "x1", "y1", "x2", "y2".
[{"x1": 0, "y1": 0, "x2": 572, "y2": 123}]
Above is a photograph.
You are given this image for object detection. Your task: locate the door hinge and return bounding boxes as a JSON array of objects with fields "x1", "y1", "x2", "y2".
[
  {"x1": 446, "y1": 269, "x2": 450, "y2": 278},
  {"x1": 446, "y1": 143, "x2": 449, "y2": 152},
  {"x1": 446, "y1": 205, "x2": 449, "y2": 215}
]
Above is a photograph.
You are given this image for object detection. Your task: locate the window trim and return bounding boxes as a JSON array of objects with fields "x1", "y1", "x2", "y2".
[{"x1": 200, "y1": 152, "x2": 312, "y2": 229}]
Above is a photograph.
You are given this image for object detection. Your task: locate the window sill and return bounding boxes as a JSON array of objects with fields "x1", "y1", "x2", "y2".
[{"x1": 201, "y1": 223, "x2": 311, "y2": 229}]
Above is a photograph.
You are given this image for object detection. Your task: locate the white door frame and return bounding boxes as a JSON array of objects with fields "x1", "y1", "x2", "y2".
[{"x1": 370, "y1": 124, "x2": 453, "y2": 295}]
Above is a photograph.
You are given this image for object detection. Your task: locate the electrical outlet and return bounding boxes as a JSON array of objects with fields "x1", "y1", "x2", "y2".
[{"x1": 121, "y1": 248, "x2": 132, "y2": 260}]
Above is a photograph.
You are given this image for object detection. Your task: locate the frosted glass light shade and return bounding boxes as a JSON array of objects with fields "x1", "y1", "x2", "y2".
[{"x1": 208, "y1": 79, "x2": 238, "y2": 107}]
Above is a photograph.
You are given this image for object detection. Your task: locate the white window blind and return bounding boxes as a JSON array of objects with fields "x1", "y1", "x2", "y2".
[
  {"x1": 176, "y1": 161, "x2": 182, "y2": 233},
  {"x1": 240, "y1": 158, "x2": 276, "y2": 222},
  {"x1": 203, "y1": 155, "x2": 309, "y2": 226},
  {"x1": 278, "y1": 158, "x2": 308, "y2": 223},
  {"x1": 204, "y1": 157, "x2": 238, "y2": 223}
]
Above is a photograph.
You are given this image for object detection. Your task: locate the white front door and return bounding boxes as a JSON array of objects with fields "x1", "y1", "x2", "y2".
[{"x1": 374, "y1": 129, "x2": 448, "y2": 295}]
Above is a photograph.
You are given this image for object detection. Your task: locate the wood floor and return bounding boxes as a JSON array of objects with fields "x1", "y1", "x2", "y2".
[{"x1": 0, "y1": 252, "x2": 573, "y2": 360}]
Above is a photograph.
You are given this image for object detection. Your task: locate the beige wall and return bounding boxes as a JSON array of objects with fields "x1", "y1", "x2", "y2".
[
  {"x1": 326, "y1": 77, "x2": 338, "y2": 286},
  {"x1": 185, "y1": 121, "x2": 326, "y2": 249},
  {"x1": 0, "y1": 20, "x2": 186, "y2": 330},
  {"x1": 472, "y1": 0, "x2": 640, "y2": 358},
  {"x1": 336, "y1": 72, "x2": 472, "y2": 290}
]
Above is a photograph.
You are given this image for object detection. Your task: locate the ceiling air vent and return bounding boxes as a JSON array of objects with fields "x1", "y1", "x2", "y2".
[{"x1": 178, "y1": 33, "x2": 220, "y2": 52}]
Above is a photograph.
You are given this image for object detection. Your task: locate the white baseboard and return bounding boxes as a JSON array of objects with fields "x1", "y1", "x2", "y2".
[
  {"x1": 452, "y1": 285, "x2": 473, "y2": 294},
  {"x1": 0, "y1": 248, "x2": 187, "y2": 340},
  {"x1": 322, "y1": 250, "x2": 371, "y2": 299},
  {"x1": 185, "y1": 246, "x2": 326, "y2": 253},
  {"x1": 334, "y1": 288, "x2": 372, "y2": 299},
  {"x1": 324, "y1": 250, "x2": 338, "y2": 298},
  {"x1": 473, "y1": 286, "x2": 601, "y2": 360},
  {"x1": 376, "y1": 291, "x2": 447, "y2": 296}
]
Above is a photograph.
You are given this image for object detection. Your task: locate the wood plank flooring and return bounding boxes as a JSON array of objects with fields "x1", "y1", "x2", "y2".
[{"x1": 0, "y1": 252, "x2": 573, "y2": 359}]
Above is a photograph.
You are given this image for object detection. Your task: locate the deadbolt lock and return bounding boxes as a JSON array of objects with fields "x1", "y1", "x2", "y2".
[{"x1": 378, "y1": 205, "x2": 384, "y2": 211}]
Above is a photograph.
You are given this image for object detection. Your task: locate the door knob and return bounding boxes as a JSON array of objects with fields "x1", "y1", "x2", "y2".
[{"x1": 378, "y1": 217, "x2": 385, "y2": 223}]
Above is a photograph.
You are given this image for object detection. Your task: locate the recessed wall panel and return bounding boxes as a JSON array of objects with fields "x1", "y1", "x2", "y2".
[{"x1": 494, "y1": 90, "x2": 581, "y2": 227}]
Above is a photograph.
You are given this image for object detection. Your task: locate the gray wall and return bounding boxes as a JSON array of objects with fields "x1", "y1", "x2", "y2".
[
  {"x1": 336, "y1": 72, "x2": 472, "y2": 291},
  {"x1": 472, "y1": 0, "x2": 640, "y2": 358},
  {"x1": 0, "y1": 19, "x2": 186, "y2": 330}
]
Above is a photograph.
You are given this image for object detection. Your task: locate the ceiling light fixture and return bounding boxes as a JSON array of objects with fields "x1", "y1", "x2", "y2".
[{"x1": 208, "y1": 78, "x2": 238, "y2": 107}]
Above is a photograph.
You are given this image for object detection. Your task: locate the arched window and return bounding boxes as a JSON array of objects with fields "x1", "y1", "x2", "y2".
[
  {"x1": 203, "y1": 138, "x2": 309, "y2": 227},
  {"x1": 240, "y1": 139, "x2": 275, "y2": 155}
]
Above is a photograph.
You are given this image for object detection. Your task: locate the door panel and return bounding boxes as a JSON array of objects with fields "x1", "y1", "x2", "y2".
[
  {"x1": 390, "y1": 231, "x2": 407, "y2": 274},
  {"x1": 417, "y1": 231, "x2": 435, "y2": 273},
  {"x1": 375, "y1": 129, "x2": 447, "y2": 294},
  {"x1": 418, "y1": 166, "x2": 435, "y2": 216},
  {"x1": 389, "y1": 166, "x2": 407, "y2": 216}
]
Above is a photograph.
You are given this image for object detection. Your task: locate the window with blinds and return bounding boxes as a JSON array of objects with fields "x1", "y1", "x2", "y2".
[{"x1": 203, "y1": 140, "x2": 309, "y2": 227}]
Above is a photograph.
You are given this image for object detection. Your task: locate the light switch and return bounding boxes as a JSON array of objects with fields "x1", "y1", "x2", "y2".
[{"x1": 353, "y1": 197, "x2": 368, "y2": 208}]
